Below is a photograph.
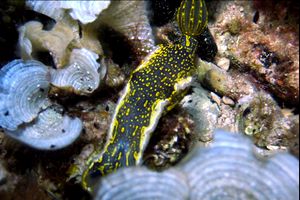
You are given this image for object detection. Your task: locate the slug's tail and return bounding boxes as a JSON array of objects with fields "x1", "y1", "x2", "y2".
[
  {"x1": 176, "y1": 0, "x2": 208, "y2": 37},
  {"x1": 82, "y1": 142, "x2": 137, "y2": 191}
]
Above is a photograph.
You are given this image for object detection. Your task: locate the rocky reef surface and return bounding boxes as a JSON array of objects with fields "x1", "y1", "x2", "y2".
[{"x1": 0, "y1": 0, "x2": 298, "y2": 199}]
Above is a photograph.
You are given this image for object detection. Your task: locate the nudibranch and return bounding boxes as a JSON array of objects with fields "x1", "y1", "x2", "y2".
[{"x1": 82, "y1": 0, "x2": 208, "y2": 191}]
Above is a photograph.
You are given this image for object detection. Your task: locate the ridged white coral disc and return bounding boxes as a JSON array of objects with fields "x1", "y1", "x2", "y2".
[
  {"x1": 179, "y1": 130, "x2": 299, "y2": 200},
  {"x1": 6, "y1": 106, "x2": 82, "y2": 150},
  {"x1": 94, "y1": 168, "x2": 189, "y2": 200},
  {"x1": 63, "y1": 1, "x2": 110, "y2": 24},
  {"x1": 51, "y1": 48, "x2": 103, "y2": 95},
  {"x1": 26, "y1": 0, "x2": 110, "y2": 24},
  {"x1": 26, "y1": 1, "x2": 65, "y2": 22},
  {"x1": 0, "y1": 59, "x2": 50, "y2": 130}
]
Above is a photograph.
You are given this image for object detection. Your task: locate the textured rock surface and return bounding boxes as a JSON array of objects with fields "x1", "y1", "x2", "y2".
[{"x1": 207, "y1": 0, "x2": 299, "y2": 106}]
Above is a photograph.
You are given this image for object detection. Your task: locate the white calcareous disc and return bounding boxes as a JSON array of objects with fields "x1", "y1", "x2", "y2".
[
  {"x1": 7, "y1": 105, "x2": 82, "y2": 150},
  {"x1": 0, "y1": 59, "x2": 50, "y2": 130},
  {"x1": 179, "y1": 130, "x2": 299, "y2": 200},
  {"x1": 51, "y1": 48, "x2": 104, "y2": 95},
  {"x1": 94, "y1": 167, "x2": 189, "y2": 200},
  {"x1": 26, "y1": 0, "x2": 111, "y2": 24}
]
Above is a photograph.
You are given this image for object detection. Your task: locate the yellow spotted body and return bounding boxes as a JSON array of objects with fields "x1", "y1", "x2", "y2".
[{"x1": 82, "y1": 0, "x2": 208, "y2": 191}]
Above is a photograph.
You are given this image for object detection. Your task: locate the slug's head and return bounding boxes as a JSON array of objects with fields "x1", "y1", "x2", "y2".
[{"x1": 176, "y1": 0, "x2": 208, "y2": 37}]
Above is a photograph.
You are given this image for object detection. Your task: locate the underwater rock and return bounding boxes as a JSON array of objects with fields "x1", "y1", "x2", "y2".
[
  {"x1": 79, "y1": 100, "x2": 115, "y2": 143},
  {"x1": 93, "y1": 130, "x2": 299, "y2": 200},
  {"x1": 103, "y1": 58, "x2": 125, "y2": 88},
  {"x1": 0, "y1": 161, "x2": 6, "y2": 184},
  {"x1": 50, "y1": 48, "x2": 105, "y2": 95},
  {"x1": 94, "y1": 168, "x2": 189, "y2": 200},
  {"x1": 181, "y1": 83, "x2": 220, "y2": 142},
  {"x1": 0, "y1": 59, "x2": 50, "y2": 131},
  {"x1": 0, "y1": 160, "x2": 9, "y2": 191},
  {"x1": 0, "y1": 160, "x2": 19, "y2": 193},
  {"x1": 197, "y1": 59, "x2": 256, "y2": 101},
  {"x1": 215, "y1": 56, "x2": 230, "y2": 71},
  {"x1": 6, "y1": 105, "x2": 82, "y2": 150},
  {"x1": 26, "y1": 0, "x2": 110, "y2": 24},
  {"x1": 80, "y1": 109, "x2": 110, "y2": 142},
  {"x1": 216, "y1": 102, "x2": 237, "y2": 132},
  {"x1": 18, "y1": 21, "x2": 75, "y2": 68},
  {"x1": 196, "y1": 59, "x2": 298, "y2": 139},
  {"x1": 208, "y1": 0, "x2": 299, "y2": 107},
  {"x1": 288, "y1": 115, "x2": 299, "y2": 157},
  {"x1": 143, "y1": 112, "x2": 194, "y2": 170},
  {"x1": 236, "y1": 92, "x2": 298, "y2": 151},
  {"x1": 222, "y1": 96, "x2": 235, "y2": 106}
]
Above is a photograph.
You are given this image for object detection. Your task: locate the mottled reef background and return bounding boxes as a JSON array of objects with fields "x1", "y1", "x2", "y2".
[{"x1": 0, "y1": 0, "x2": 299, "y2": 200}]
